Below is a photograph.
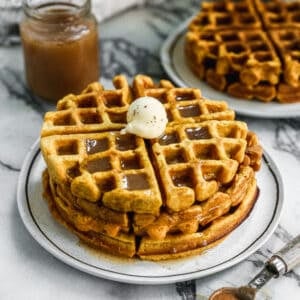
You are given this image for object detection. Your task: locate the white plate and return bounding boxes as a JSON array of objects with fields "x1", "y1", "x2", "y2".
[
  {"x1": 160, "y1": 18, "x2": 300, "y2": 118},
  {"x1": 17, "y1": 139, "x2": 283, "y2": 285}
]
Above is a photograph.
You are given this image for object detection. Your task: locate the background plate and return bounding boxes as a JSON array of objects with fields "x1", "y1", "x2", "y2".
[
  {"x1": 160, "y1": 19, "x2": 300, "y2": 119},
  {"x1": 17, "y1": 139, "x2": 283, "y2": 285}
]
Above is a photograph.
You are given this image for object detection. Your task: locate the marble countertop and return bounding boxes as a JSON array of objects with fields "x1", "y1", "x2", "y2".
[{"x1": 1, "y1": 1, "x2": 300, "y2": 299}]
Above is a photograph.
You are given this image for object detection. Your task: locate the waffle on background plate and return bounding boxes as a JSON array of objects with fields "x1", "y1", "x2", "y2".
[
  {"x1": 41, "y1": 74, "x2": 263, "y2": 260},
  {"x1": 185, "y1": 0, "x2": 300, "y2": 103}
]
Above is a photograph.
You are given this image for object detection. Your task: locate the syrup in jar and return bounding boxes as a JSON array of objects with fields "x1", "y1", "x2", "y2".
[{"x1": 20, "y1": 0, "x2": 99, "y2": 102}]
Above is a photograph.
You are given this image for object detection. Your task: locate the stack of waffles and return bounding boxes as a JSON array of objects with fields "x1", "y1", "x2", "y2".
[
  {"x1": 41, "y1": 75, "x2": 262, "y2": 260},
  {"x1": 185, "y1": 0, "x2": 300, "y2": 103}
]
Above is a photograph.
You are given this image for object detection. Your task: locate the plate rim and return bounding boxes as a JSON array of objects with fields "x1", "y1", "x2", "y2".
[
  {"x1": 17, "y1": 138, "x2": 284, "y2": 285},
  {"x1": 160, "y1": 17, "x2": 300, "y2": 119}
]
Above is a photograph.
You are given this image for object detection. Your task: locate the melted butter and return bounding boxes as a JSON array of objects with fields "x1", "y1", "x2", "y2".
[
  {"x1": 175, "y1": 92, "x2": 194, "y2": 101},
  {"x1": 116, "y1": 134, "x2": 137, "y2": 151},
  {"x1": 172, "y1": 173, "x2": 193, "y2": 188},
  {"x1": 86, "y1": 157, "x2": 111, "y2": 173},
  {"x1": 120, "y1": 156, "x2": 141, "y2": 170},
  {"x1": 85, "y1": 138, "x2": 109, "y2": 154},
  {"x1": 185, "y1": 127, "x2": 211, "y2": 140},
  {"x1": 178, "y1": 105, "x2": 200, "y2": 117},
  {"x1": 121, "y1": 174, "x2": 150, "y2": 190},
  {"x1": 159, "y1": 133, "x2": 179, "y2": 145}
]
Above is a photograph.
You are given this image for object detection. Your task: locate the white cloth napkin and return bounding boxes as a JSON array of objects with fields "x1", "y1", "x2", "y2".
[{"x1": 92, "y1": 0, "x2": 145, "y2": 22}]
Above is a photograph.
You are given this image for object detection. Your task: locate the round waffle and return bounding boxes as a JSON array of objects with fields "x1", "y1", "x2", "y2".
[
  {"x1": 41, "y1": 74, "x2": 262, "y2": 260},
  {"x1": 185, "y1": 0, "x2": 300, "y2": 103}
]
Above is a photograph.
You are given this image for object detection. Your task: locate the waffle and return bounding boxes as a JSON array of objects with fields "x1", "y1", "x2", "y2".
[
  {"x1": 185, "y1": 0, "x2": 300, "y2": 103},
  {"x1": 51, "y1": 175, "x2": 129, "y2": 231},
  {"x1": 277, "y1": 83, "x2": 300, "y2": 103},
  {"x1": 150, "y1": 120, "x2": 249, "y2": 211},
  {"x1": 41, "y1": 75, "x2": 132, "y2": 137},
  {"x1": 134, "y1": 166, "x2": 255, "y2": 239},
  {"x1": 48, "y1": 175, "x2": 129, "y2": 236},
  {"x1": 43, "y1": 171, "x2": 136, "y2": 257},
  {"x1": 138, "y1": 167, "x2": 258, "y2": 260},
  {"x1": 185, "y1": 30, "x2": 281, "y2": 101},
  {"x1": 227, "y1": 81, "x2": 277, "y2": 102},
  {"x1": 133, "y1": 75, "x2": 235, "y2": 123},
  {"x1": 255, "y1": 0, "x2": 300, "y2": 29},
  {"x1": 42, "y1": 74, "x2": 235, "y2": 139},
  {"x1": 41, "y1": 131, "x2": 162, "y2": 214},
  {"x1": 269, "y1": 29, "x2": 300, "y2": 102},
  {"x1": 188, "y1": 0, "x2": 261, "y2": 32},
  {"x1": 41, "y1": 74, "x2": 262, "y2": 260}
]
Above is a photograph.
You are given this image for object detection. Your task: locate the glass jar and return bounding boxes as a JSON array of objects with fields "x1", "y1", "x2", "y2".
[{"x1": 20, "y1": 0, "x2": 99, "y2": 102}]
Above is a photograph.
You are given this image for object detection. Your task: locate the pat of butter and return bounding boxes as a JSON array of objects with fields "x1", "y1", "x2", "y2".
[{"x1": 121, "y1": 96, "x2": 168, "y2": 139}]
